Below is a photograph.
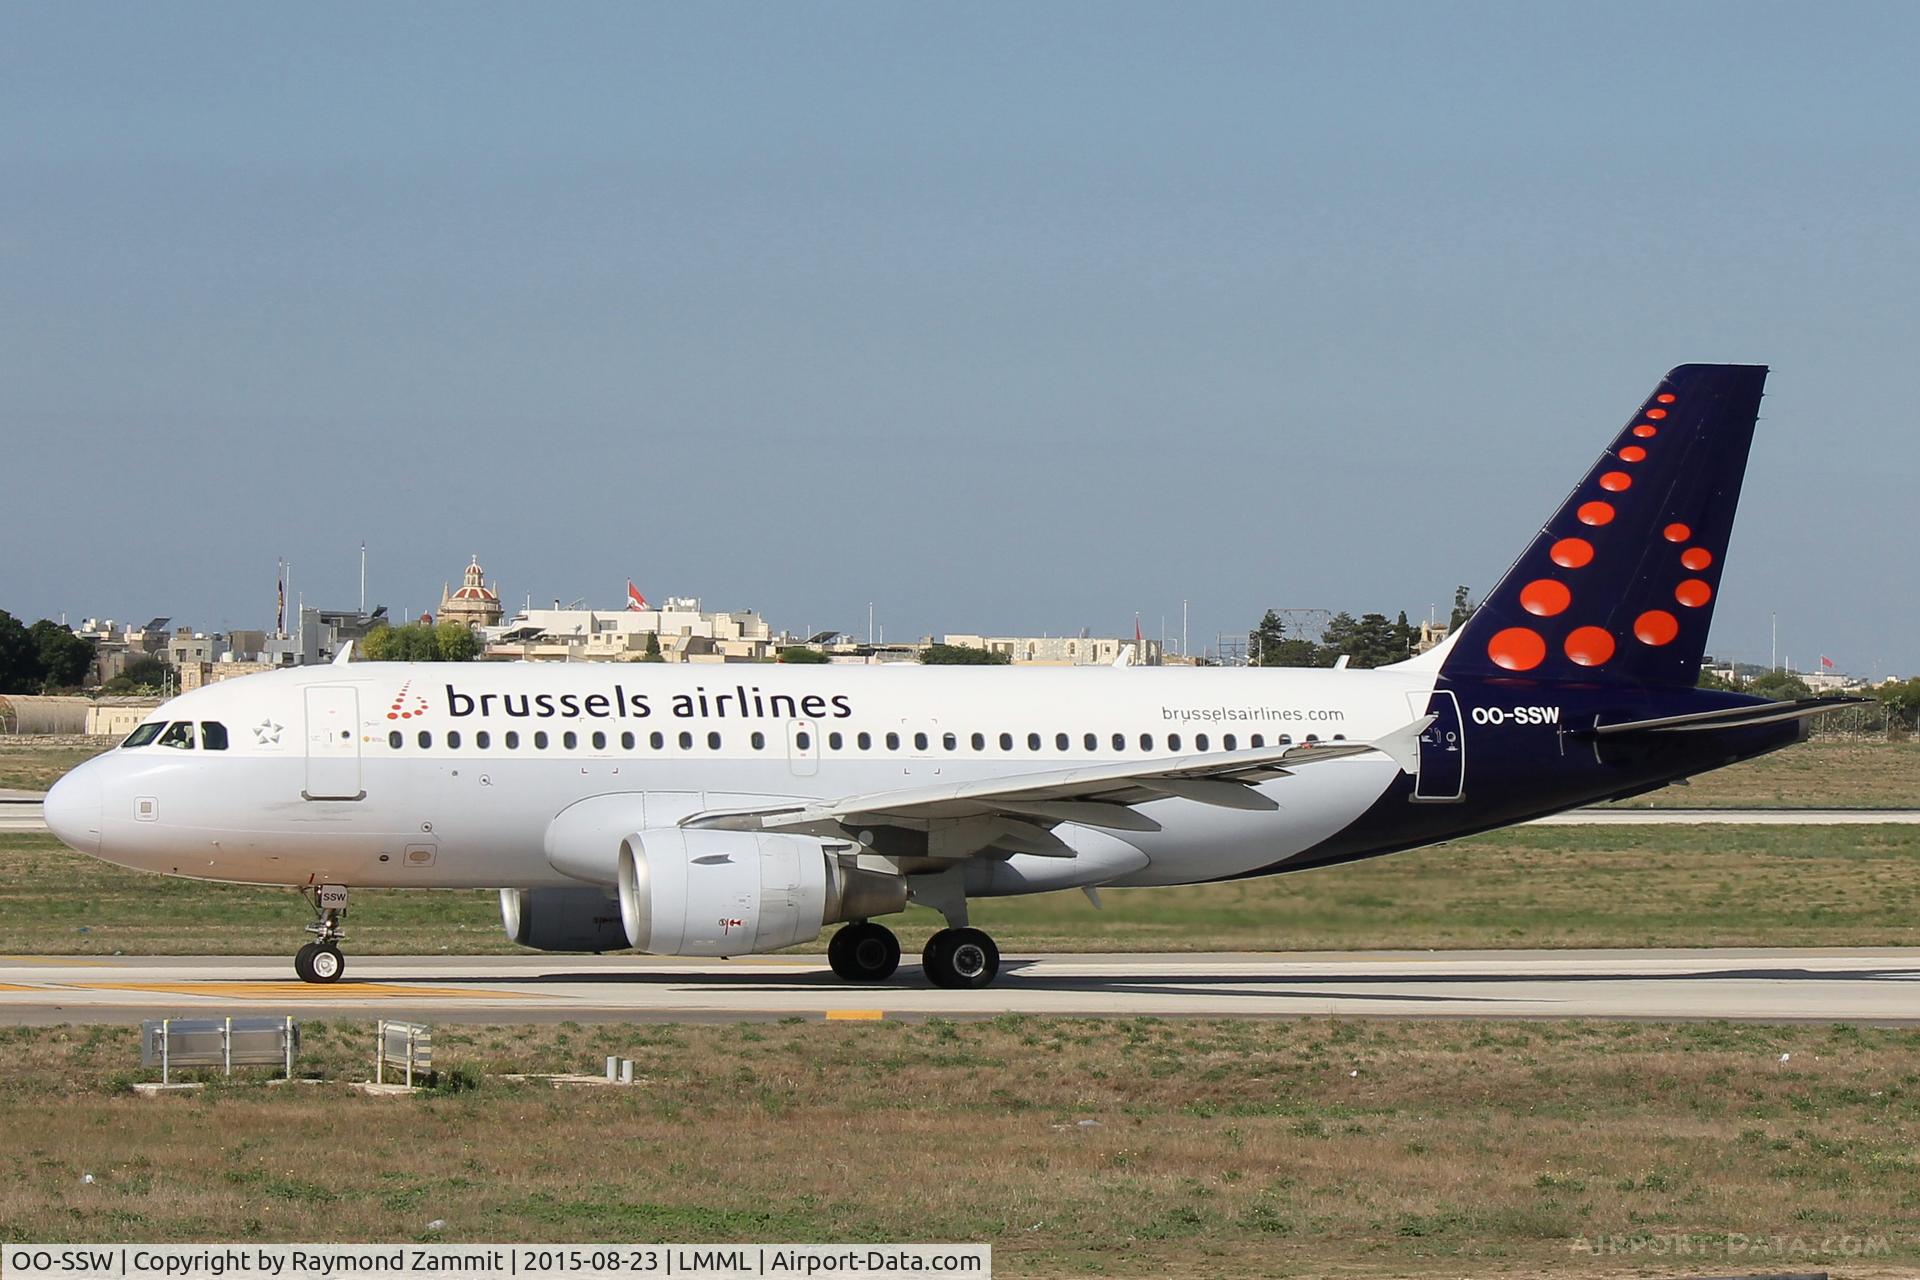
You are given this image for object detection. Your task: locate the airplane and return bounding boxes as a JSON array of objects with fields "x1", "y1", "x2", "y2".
[{"x1": 42, "y1": 364, "x2": 1858, "y2": 987}]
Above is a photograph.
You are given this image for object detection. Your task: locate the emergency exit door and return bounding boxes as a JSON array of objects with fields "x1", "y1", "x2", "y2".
[
  {"x1": 304, "y1": 686, "x2": 364, "y2": 800},
  {"x1": 1405, "y1": 689, "x2": 1465, "y2": 802}
]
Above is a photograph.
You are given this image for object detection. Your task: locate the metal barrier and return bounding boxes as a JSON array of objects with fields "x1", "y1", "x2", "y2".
[
  {"x1": 140, "y1": 1016, "x2": 298, "y2": 1083},
  {"x1": 376, "y1": 1020, "x2": 432, "y2": 1087}
]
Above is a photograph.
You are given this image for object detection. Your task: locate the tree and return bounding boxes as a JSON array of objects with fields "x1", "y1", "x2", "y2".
[
  {"x1": 920, "y1": 644, "x2": 1010, "y2": 665},
  {"x1": 1448, "y1": 585, "x2": 1476, "y2": 632},
  {"x1": 0, "y1": 611, "x2": 35, "y2": 693},
  {"x1": 776, "y1": 646, "x2": 830, "y2": 664},
  {"x1": 1747, "y1": 671, "x2": 1813, "y2": 701},
  {"x1": 1265, "y1": 638, "x2": 1326, "y2": 667},
  {"x1": 1249, "y1": 611, "x2": 1287, "y2": 667},
  {"x1": 104, "y1": 656, "x2": 169, "y2": 694},
  {"x1": 28, "y1": 620, "x2": 94, "y2": 689},
  {"x1": 362, "y1": 621, "x2": 478, "y2": 662},
  {"x1": 433, "y1": 621, "x2": 481, "y2": 662},
  {"x1": 1696, "y1": 668, "x2": 1741, "y2": 692},
  {"x1": 640, "y1": 632, "x2": 666, "y2": 662},
  {"x1": 1873, "y1": 678, "x2": 1920, "y2": 732}
]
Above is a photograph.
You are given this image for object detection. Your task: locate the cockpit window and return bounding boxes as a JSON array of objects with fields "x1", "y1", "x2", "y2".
[
  {"x1": 122, "y1": 722, "x2": 166, "y2": 748},
  {"x1": 201, "y1": 722, "x2": 229, "y2": 751},
  {"x1": 156, "y1": 722, "x2": 196, "y2": 750}
]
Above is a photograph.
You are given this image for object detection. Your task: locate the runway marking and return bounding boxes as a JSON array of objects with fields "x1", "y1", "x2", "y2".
[
  {"x1": 0, "y1": 956, "x2": 87, "y2": 965},
  {"x1": 825, "y1": 1009, "x2": 885, "y2": 1021},
  {"x1": 0, "y1": 983, "x2": 44, "y2": 992},
  {"x1": 66, "y1": 982, "x2": 534, "y2": 1000}
]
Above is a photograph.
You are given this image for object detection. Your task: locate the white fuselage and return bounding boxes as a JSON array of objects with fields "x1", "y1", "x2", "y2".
[{"x1": 47, "y1": 660, "x2": 1447, "y2": 892}]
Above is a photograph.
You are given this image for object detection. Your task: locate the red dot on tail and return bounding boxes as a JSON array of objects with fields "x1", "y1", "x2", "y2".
[
  {"x1": 1487, "y1": 627, "x2": 1546, "y2": 672},
  {"x1": 1619, "y1": 446, "x2": 1646, "y2": 462},
  {"x1": 1681, "y1": 547, "x2": 1713, "y2": 570},
  {"x1": 1577, "y1": 501, "x2": 1615, "y2": 526},
  {"x1": 1676, "y1": 580, "x2": 1712, "y2": 608},
  {"x1": 1633, "y1": 425, "x2": 1657, "y2": 438},
  {"x1": 1656, "y1": 393, "x2": 1676, "y2": 404},
  {"x1": 1550, "y1": 537, "x2": 1594, "y2": 569},
  {"x1": 1664, "y1": 522, "x2": 1691, "y2": 542},
  {"x1": 1520, "y1": 579, "x2": 1571, "y2": 617},
  {"x1": 1564, "y1": 626, "x2": 1616, "y2": 667},
  {"x1": 1634, "y1": 610, "x2": 1680, "y2": 646},
  {"x1": 1599, "y1": 471, "x2": 1631, "y2": 492},
  {"x1": 1646, "y1": 408, "x2": 1668, "y2": 419}
]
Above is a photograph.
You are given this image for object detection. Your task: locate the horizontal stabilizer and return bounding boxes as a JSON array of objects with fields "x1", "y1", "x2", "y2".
[{"x1": 1574, "y1": 697, "x2": 1867, "y2": 738}]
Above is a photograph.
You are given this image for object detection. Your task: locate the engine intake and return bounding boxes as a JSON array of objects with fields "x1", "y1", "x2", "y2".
[{"x1": 617, "y1": 829, "x2": 906, "y2": 956}]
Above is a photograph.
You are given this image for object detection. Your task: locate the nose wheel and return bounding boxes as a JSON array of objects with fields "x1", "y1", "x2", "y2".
[
  {"x1": 827, "y1": 922, "x2": 901, "y2": 982},
  {"x1": 295, "y1": 883, "x2": 349, "y2": 984},
  {"x1": 922, "y1": 927, "x2": 1000, "y2": 988}
]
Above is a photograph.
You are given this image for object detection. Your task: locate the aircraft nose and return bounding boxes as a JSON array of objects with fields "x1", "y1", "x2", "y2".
[{"x1": 44, "y1": 763, "x2": 103, "y2": 855}]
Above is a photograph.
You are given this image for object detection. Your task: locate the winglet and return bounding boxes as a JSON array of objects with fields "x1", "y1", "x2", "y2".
[
  {"x1": 332, "y1": 641, "x2": 354, "y2": 666},
  {"x1": 1373, "y1": 715, "x2": 1434, "y2": 775}
]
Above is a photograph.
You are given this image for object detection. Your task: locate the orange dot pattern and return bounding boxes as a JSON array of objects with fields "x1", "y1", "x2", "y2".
[
  {"x1": 1479, "y1": 384, "x2": 1724, "y2": 675},
  {"x1": 386, "y1": 681, "x2": 430, "y2": 721}
]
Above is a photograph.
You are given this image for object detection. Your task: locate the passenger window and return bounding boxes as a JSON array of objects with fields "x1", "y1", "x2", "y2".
[
  {"x1": 388, "y1": 731, "x2": 403, "y2": 749},
  {"x1": 201, "y1": 722, "x2": 229, "y2": 751},
  {"x1": 650, "y1": 731, "x2": 665, "y2": 749},
  {"x1": 1139, "y1": 733, "x2": 1154, "y2": 751},
  {"x1": 1250, "y1": 734, "x2": 1264, "y2": 748},
  {"x1": 708, "y1": 731, "x2": 722, "y2": 749},
  {"x1": 418, "y1": 731, "x2": 433, "y2": 749},
  {"x1": 1223, "y1": 734, "x2": 1237, "y2": 751},
  {"x1": 1112, "y1": 733, "x2": 1125, "y2": 751},
  {"x1": 157, "y1": 722, "x2": 195, "y2": 750},
  {"x1": 1168, "y1": 733, "x2": 1182, "y2": 751},
  {"x1": 591, "y1": 731, "x2": 606, "y2": 750},
  {"x1": 857, "y1": 731, "x2": 872, "y2": 749},
  {"x1": 558, "y1": 731, "x2": 574, "y2": 749},
  {"x1": 448, "y1": 730, "x2": 462, "y2": 749},
  {"x1": 943, "y1": 732, "x2": 957, "y2": 751},
  {"x1": 1196, "y1": 733, "x2": 1210, "y2": 751},
  {"x1": 886, "y1": 732, "x2": 900, "y2": 750},
  {"x1": 678, "y1": 731, "x2": 694, "y2": 750},
  {"x1": 1083, "y1": 733, "x2": 1097, "y2": 751},
  {"x1": 751, "y1": 731, "x2": 766, "y2": 750},
  {"x1": 1305, "y1": 733, "x2": 1320, "y2": 743},
  {"x1": 794, "y1": 731, "x2": 811, "y2": 750},
  {"x1": 829, "y1": 732, "x2": 844, "y2": 750},
  {"x1": 505, "y1": 731, "x2": 520, "y2": 749},
  {"x1": 914, "y1": 732, "x2": 929, "y2": 750},
  {"x1": 1055, "y1": 733, "x2": 1069, "y2": 751},
  {"x1": 534, "y1": 731, "x2": 549, "y2": 749},
  {"x1": 999, "y1": 733, "x2": 1013, "y2": 751},
  {"x1": 621, "y1": 731, "x2": 635, "y2": 750},
  {"x1": 123, "y1": 723, "x2": 166, "y2": 748},
  {"x1": 1028, "y1": 733, "x2": 1041, "y2": 751},
  {"x1": 970, "y1": 732, "x2": 984, "y2": 751},
  {"x1": 1278, "y1": 734, "x2": 1292, "y2": 745},
  {"x1": 476, "y1": 730, "x2": 491, "y2": 748}
]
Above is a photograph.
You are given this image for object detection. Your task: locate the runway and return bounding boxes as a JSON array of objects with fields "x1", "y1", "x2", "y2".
[{"x1": 1, "y1": 948, "x2": 1915, "y2": 1025}]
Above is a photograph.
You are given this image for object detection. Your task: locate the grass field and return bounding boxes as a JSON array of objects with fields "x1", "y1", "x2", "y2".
[
  {"x1": 0, "y1": 1017, "x2": 1913, "y2": 1277},
  {"x1": 5, "y1": 735, "x2": 1917, "y2": 805},
  {"x1": 4, "y1": 822, "x2": 1919, "y2": 955}
]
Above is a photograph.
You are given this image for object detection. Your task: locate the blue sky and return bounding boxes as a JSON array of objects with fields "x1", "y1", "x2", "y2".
[{"x1": 4, "y1": 3, "x2": 1915, "y2": 673}]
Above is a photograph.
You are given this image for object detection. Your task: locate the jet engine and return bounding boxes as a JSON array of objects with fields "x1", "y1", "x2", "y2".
[
  {"x1": 499, "y1": 886, "x2": 630, "y2": 953},
  {"x1": 617, "y1": 829, "x2": 907, "y2": 956}
]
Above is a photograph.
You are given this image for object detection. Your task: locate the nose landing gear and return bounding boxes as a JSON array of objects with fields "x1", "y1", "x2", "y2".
[{"x1": 295, "y1": 883, "x2": 349, "y2": 984}]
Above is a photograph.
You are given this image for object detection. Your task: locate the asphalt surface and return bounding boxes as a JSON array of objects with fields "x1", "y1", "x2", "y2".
[{"x1": 1, "y1": 949, "x2": 1916, "y2": 1025}]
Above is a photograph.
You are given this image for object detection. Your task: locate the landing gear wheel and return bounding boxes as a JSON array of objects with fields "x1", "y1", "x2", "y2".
[
  {"x1": 922, "y1": 927, "x2": 1000, "y2": 989},
  {"x1": 293, "y1": 943, "x2": 318, "y2": 983},
  {"x1": 306, "y1": 944, "x2": 345, "y2": 984},
  {"x1": 828, "y1": 922, "x2": 901, "y2": 982}
]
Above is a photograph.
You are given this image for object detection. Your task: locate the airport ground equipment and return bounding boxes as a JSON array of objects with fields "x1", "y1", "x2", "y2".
[
  {"x1": 141, "y1": 1016, "x2": 297, "y2": 1083},
  {"x1": 374, "y1": 1019, "x2": 432, "y2": 1087}
]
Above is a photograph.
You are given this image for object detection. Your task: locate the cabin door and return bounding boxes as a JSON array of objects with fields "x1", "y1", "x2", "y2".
[
  {"x1": 1405, "y1": 689, "x2": 1465, "y2": 802},
  {"x1": 303, "y1": 686, "x2": 364, "y2": 800}
]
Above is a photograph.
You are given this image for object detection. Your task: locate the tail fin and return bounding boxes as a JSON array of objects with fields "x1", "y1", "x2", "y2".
[{"x1": 1442, "y1": 364, "x2": 1767, "y2": 687}]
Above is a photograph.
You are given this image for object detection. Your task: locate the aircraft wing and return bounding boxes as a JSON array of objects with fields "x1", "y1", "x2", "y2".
[{"x1": 684, "y1": 716, "x2": 1431, "y2": 860}]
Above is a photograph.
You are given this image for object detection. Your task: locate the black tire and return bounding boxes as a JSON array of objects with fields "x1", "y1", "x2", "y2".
[
  {"x1": 923, "y1": 927, "x2": 999, "y2": 989},
  {"x1": 307, "y1": 944, "x2": 346, "y2": 984},
  {"x1": 828, "y1": 923, "x2": 900, "y2": 982},
  {"x1": 293, "y1": 942, "x2": 318, "y2": 983}
]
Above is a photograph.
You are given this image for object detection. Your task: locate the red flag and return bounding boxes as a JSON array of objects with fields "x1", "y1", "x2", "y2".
[
  {"x1": 626, "y1": 581, "x2": 649, "y2": 612},
  {"x1": 1820, "y1": 655, "x2": 1834, "y2": 669},
  {"x1": 1134, "y1": 615, "x2": 1143, "y2": 652}
]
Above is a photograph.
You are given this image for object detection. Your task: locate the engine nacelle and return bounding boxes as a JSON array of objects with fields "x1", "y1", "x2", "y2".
[
  {"x1": 617, "y1": 828, "x2": 907, "y2": 957},
  {"x1": 499, "y1": 886, "x2": 630, "y2": 953}
]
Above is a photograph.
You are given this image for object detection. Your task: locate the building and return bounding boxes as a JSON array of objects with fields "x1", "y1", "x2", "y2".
[
  {"x1": 84, "y1": 696, "x2": 165, "y2": 737},
  {"x1": 483, "y1": 597, "x2": 776, "y2": 663},
  {"x1": 941, "y1": 633, "x2": 1165, "y2": 666},
  {"x1": 440, "y1": 557, "x2": 504, "y2": 630}
]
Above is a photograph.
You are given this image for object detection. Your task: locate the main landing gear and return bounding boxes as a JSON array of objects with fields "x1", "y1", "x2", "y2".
[
  {"x1": 827, "y1": 921, "x2": 901, "y2": 982},
  {"x1": 294, "y1": 884, "x2": 349, "y2": 984},
  {"x1": 921, "y1": 927, "x2": 1000, "y2": 989}
]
